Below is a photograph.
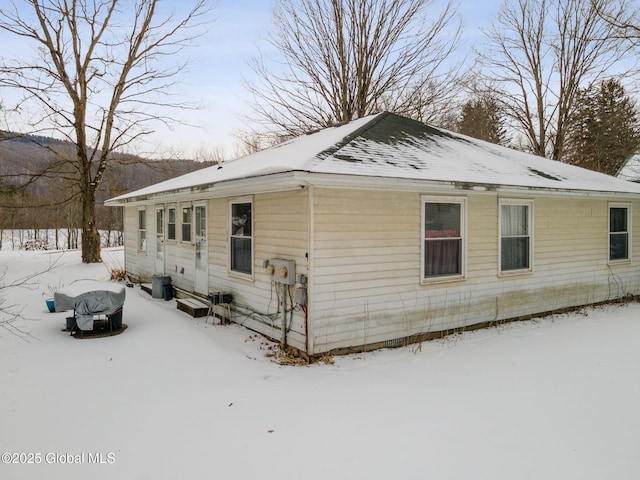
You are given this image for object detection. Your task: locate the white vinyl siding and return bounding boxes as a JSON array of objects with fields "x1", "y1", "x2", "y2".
[
  {"x1": 309, "y1": 189, "x2": 640, "y2": 355},
  {"x1": 120, "y1": 188, "x2": 640, "y2": 356}
]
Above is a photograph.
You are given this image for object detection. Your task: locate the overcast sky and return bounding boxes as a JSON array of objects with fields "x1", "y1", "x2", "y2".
[{"x1": 0, "y1": 0, "x2": 498, "y2": 160}]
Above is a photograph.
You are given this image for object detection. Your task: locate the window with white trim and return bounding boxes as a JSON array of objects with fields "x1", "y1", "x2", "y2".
[
  {"x1": 167, "y1": 207, "x2": 176, "y2": 241},
  {"x1": 499, "y1": 199, "x2": 533, "y2": 273},
  {"x1": 230, "y1": 200, "x2": 252, "y2": 275},
  {"x1": 422, "y1": 197, "x2": 465, "y2": 280},
  {"x1": 138, "y1": 209, "x2": 146, "y2": 252},
  {"x1": 609, "y1": 204, "x2": 631, "y2": 261},
  {"x1": 182, "y1": 206, "x2": 192, "y2": 243}
]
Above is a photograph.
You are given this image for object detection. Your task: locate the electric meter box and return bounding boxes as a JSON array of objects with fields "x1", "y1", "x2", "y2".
[{"x1": 270, "y1": 258, "x2": 296, "y2": 285}]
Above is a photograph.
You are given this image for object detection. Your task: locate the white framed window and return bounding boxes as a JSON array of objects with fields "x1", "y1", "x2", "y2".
[
  {"x1": 499, "y1": 199, "x2": 533, "y2": 274},
  {"x1": 609, "y1": 203, "x2": 631, "y2": 262},
  {"x1": 421, "y1": 196, "x2": 466, "y2": 282},
  {"x1": 229, "y1": 198, "x2": 253, "y2": 276},
  {"x1": 167, "y1": 207, "x2": 176, "y2": 241},
  {"x1": 181, "y1": 206, "x2": 192, "y2": 243},
  {"x1": 137, "y1": 208, "x2": 146, "y2": 252}
]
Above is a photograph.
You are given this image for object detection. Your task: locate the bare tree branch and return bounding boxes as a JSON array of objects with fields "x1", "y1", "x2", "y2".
[
  {"x1": 0, "y1": 252, "x2": 64, "y2": 341},
  {"x1": 477, "y1": 0, "x2": 632, "y2": 160},
  {"x1": 245, "y1": 0, "x2": 463, "y2": 139}
]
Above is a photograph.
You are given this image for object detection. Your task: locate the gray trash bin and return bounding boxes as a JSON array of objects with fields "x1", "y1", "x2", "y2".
[{"x1": 152, "y1": 275, "x2": 171, "y2": 299}]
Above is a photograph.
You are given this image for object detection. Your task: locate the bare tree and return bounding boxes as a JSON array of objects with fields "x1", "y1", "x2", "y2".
[
  {"x1": 246, "y1": 0, "x2": 462, "y2": 138},
  {"x1": 0, "y1": 0, "x2": 212, "y2": 263},
  {"x1": 0, "y1": 256, "x2": 62, "y2": 341},
  {"x1": 477, "y1": 0, "x2": 631, "y2": 160},
  {"x1": 194, "y1": 144, "x2": 227, "y2": 164}
]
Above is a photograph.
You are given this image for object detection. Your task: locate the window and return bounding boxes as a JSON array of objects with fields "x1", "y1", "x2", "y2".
[
  {"x1": 182, "y1": 207, "x2": 192, "y2": 242},
  {"x1": 230, "y1": 201, "x2": 252, "y2": 275},
  {"x1": 167, "y1": 207, "x2": 176, "y2": 241},
  {"x1": 138, "y1": 209, "x2": 146, "y2": 252},
  {"x1": 422, "y1": 197, "x2": 465, "y2": 280},
  {"x1": 500, "y1": 200, "x2": 533, "y2": 273},
  {"x1": 609, "y1": 204, "x2": 630, "y2": 261}
]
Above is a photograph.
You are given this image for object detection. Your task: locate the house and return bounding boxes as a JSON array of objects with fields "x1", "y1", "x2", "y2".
[
  {"x1": 106, "y1": 112, "x2": 640, "y2": 356},
  {"x1": 617, "y1": 152, "x2": 640, "y2": 183}
]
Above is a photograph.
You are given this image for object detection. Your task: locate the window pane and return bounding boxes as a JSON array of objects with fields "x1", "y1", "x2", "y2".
[
  {"x1": 610, "y1": 233, "x2": 628, "y2": 260},
  {"x1": 167, "y1": 208, "x2": 176, "y2": 240},
  {"x1": 138, "y1": 210, "x2": 145, "y2": 229},
  {"x1": 232, "y1": 203, "x2": 251, "y2": 236},
  {"x1": 610, "y1": 208, "x2": 627, "y2": 233},
  {"x1": 182, "y1": 207, "x2": 191, "y2": 242},
  {"x1": 231, "y1": 237, "x2": 252, "y2": 274},
  {"x1": 501, "y1": 205, "x2": 528, "y2": 236},
  {"x1": 609, "y1": 207, "x2": 629, "y2": 261},
  {"x1": 156, "y1": 210, "x2": 164, "y2": 235},
  {"x1": 425, "y1": 238, "x2": 461, "y2": 277},
  {"x1": 182, "y1": 224, "x2": 191, "y2": 242},
  {"x1": 501, "y1": 237, "x2": 529, "y2": 270},
  {"x1": 195, "y1": 206, "x2": 206, "y2": 237},
  {"x1": 425, "y1": 203, "x2": 460, "y2": 238}
]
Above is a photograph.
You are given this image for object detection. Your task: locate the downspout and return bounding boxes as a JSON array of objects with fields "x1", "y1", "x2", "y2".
[
  {"x1": 281, "y1": 282, "x2": 287, "y2": 346},
  {"x1": 306, "y1": 185, "x2": 314, "y2": 356}
]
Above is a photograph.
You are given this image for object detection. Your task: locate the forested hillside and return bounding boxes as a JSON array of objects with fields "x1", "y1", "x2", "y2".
[{"x1": 0, "y1": 132, "x2": 215, "y2": 241}]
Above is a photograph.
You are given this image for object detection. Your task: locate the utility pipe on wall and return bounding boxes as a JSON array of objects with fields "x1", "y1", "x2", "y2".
[{"x1": 280, "y1": 282, "x2": 287, "y2": 346}]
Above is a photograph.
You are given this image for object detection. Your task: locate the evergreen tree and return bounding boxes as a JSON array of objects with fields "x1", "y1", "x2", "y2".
[
  {"x1": 456, "y1": 97, "x2": 508, "y2": 145},
  {"x1": 565, "y1": 79, "x2": 640, "y2": 175}
]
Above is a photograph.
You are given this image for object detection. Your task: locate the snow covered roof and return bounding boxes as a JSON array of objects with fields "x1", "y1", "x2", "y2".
[
  {"x1": 107, "y1": 112, "x2": 640, "y2": 204},
  {"x1": 616, "y1": 152, "x2": 640, "y2": 183}
]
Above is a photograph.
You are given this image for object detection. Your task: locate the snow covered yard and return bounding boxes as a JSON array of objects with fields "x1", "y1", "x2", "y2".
[{"x1": 1, "y1": 248, "x2": 639, "y2": 480}]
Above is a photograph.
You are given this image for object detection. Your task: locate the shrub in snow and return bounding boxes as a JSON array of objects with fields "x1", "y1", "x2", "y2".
[{"x1": 23, "y1": 240, "x2": 50, "y2": 251}]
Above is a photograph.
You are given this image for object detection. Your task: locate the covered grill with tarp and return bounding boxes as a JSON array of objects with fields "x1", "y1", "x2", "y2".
[{"x1": 54, "y1": 280, "x2": 126, "y2": 333}]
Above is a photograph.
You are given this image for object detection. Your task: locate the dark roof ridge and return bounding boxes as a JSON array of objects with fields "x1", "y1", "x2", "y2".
[{"x1": 315, "y1": 111, "x2": 391, "y2": 159}]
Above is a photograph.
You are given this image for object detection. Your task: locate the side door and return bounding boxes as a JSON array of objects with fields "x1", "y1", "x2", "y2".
[
  {"x1": 155, "y1": 206, "x2": 165, "y2": 274},
  {"x1": 193, "y1": 204, "x2": 208, "y2": 294}
]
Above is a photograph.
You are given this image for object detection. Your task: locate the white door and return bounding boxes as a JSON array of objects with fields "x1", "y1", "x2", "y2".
[
  {"x1": 155, "y1": 207, "x2": 165, "y2": 274},
  {"x1": 194, "y1": 204, "x2": 208, "y2": 294}
]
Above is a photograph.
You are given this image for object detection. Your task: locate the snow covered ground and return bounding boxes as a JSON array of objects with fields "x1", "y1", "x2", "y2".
[{"x1": 1, "y1": 247, "x2": 639, "y2": 480}]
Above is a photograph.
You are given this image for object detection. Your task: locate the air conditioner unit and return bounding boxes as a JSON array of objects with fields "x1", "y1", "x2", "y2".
[{"x1": 208, "y1": 292, "x2": 233, "y2": 305}]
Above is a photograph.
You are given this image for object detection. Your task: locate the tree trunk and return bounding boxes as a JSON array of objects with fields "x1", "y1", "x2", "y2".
[{"x1": 81, "y1": 185, "x2": 101, "y2": 263}]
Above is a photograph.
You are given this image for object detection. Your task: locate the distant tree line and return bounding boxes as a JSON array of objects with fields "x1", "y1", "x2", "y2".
[{"x1": 0, "y1": 132, "x2": 214, "y2": 248}]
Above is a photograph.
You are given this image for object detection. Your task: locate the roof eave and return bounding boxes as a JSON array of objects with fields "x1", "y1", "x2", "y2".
[
  {"x1": 105, "y1": 170, "x2": 640, "y2": 207},
  {"x1": 104, "y1": 170, "x2": 313, "y2": 206}
]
